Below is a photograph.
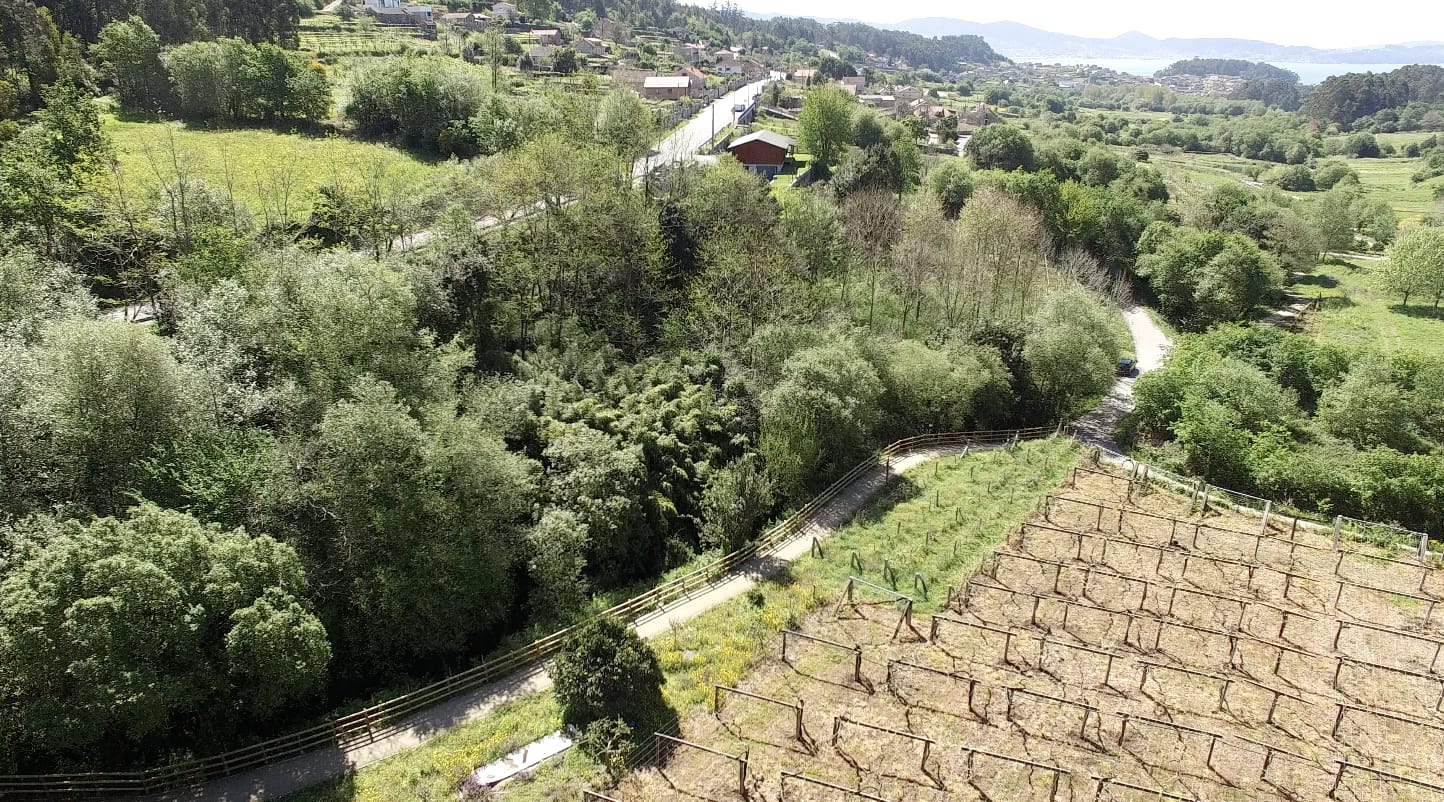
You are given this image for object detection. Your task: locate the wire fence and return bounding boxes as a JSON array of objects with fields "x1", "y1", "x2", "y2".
[
  {"x1": 1074, "y1": 436, "x2": 1440, "y2": 562},
  {"x1": 0, "y1": 426, "x2": 1054, "y2": 799}
]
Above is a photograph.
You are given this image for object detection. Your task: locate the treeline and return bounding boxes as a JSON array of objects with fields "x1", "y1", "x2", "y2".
[
  {"x1": 1305, "y1": 64, "x2": 1444, "y2": 127},
  {"x1": 95, "y1": 18, "x2": 330, "y2": 120},
  {"x1": 1130, "y1": 324, "x2": 1444, "y2": 534},
  {"x1": 1060, "y1": 108, "x2": 1322, "y2": 165},
  {"x1": 1157, "y1": 58, "x2": 1298, "y2": 83},
  {"x1": 34, "y1": 0, "x2": 300, "y2": 44},
  {"x1": 0, "y1": 0, "x2": 301, "y2": 117}
]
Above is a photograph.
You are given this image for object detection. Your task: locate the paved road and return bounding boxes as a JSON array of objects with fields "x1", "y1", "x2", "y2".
[
  {"x1": 1069, "y1": 305, "x2": 1172, "y2": 452},
  {"x1": 632, "y1": 75, "x2": 776, "y2": 181},
  {"x1": 392, "y1": 77, "x2": 775, "y2": 253}
]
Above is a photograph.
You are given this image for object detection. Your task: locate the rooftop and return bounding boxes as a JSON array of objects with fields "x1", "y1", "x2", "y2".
[
  {"x1": 644, "y1": 76, "x2": 692, "y2": 88},
  {"x1": 728, "y1": 130, "x2": 795, "y2": 151}
]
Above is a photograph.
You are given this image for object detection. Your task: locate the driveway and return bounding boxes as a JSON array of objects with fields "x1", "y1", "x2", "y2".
[{"x1": 1069, "y1": 305, "x2": 1172, "y2": 451}]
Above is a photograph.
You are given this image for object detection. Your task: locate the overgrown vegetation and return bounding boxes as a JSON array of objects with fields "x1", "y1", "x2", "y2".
[
  {"x1": 1126, "y1": 324, "x2": 1444, "y2": 533},
  {"x1": 286, "y1": 438, "x2": 1078, "y2": 802}
]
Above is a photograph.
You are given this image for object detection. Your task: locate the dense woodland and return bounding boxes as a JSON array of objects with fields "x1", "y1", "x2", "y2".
[{"x1": 2, "y1": 0, "x2": 1443, "y2": 779}]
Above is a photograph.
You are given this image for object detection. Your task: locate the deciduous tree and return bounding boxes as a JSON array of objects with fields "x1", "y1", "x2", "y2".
[{"x1": 797, "y1": 85, "x2": 855, "y2": 172}]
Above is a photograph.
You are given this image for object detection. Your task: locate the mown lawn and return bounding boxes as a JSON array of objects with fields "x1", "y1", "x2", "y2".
[
  {"x1": 1302, "y1": 255, "x2": 1444, "y2": 356},
  {"x1": 285, "y1": 437, "x2": 1079, "y2": 802},
  {"x1": 104, "y1": 115, "x2": 443, "y2": 224}
]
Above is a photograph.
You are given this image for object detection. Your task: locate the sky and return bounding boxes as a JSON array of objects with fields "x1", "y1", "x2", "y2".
[{"x1": 737, "y1": 0, "x2": 1444, "y2": 50}]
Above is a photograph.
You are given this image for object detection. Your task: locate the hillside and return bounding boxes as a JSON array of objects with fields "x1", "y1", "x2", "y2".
[{"x1": 885, "y1": 17, "x2": 1444, "y2": 64}]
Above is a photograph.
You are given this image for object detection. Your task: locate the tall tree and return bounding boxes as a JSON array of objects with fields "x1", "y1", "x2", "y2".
[
  {"x1": 0, "y1": 504, "x2": 329, "y2": 767},
  {"x1": 797, "y1": 85, "x2": 854, "y2": 173},
  {"x1": 966, "y1": 124, "x2": 1036, "y2": 172},
  {"x1": 93, "y1": 17, "x2": 168, "y2": 111},
  {"x1": 1380, "y1": 225, "x2": 1444, "y2": 308},
  {"x1": 594, "y1": 87, "x2": 654, "y2": 164}
]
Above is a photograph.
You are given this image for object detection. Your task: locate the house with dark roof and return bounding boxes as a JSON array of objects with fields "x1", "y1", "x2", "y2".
[{"x1": 727, "y1": 130, "x2": 794, "y2": 177}]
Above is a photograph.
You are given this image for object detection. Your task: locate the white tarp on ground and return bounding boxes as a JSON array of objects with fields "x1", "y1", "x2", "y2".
[{"x1": 466, "y1": 730, "x2": 573, "y2": 787}]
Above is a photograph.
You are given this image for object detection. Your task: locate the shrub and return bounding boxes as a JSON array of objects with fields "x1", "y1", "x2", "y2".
[{"x1": 549, "y1": 617, "x2": 674, "y2": 735}]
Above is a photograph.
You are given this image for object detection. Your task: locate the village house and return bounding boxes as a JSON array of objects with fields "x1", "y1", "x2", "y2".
[
  {"x1": 522, "y1": 45, "x2": 556, "y2": 70},
  {"x1": 611, "y1": 67, "x2": 656, "y2": 91},
  {"x1": 439, "y1": 11, "x2": 490, "y2": 31},
  {"x1": 714, "y1": 55, "x2": 744, "y2": 76},
  {"x1": 858, "y1": 94, "x2": 899, "y2": 117},
  {"x1": 490, "y1": 1, "x2": 517, "y2": 21},
  {"x1": 531, "y1": 28, "x2": 559, "y2": 45},
  {"x1": 642, "y1": 75, "x2": 691, "y2": 101},
  {"x1": 675, "y1": 42, "x2": 706, "y2": 64},
  {"x1": 959, "y1": 102, "x2": 1001, "y2": 128},
  {"x1": 674, "y1": 64, "x2": 707, "y2": 94},
  {"x1": 573, "y1": 37, "x2": 608, "y2": 57},
  {"x1": 726, "y1": 130, "x2": 794, "y2": 177},
  {"x1": 792, "y1": 68, "x2": 818, "y2": 82},
  {"x1": 891, "y1": 85, "x2": 924, "y2": 104},
  {"x1": 364, "y1": 0, "x2": 425, "y2": 25},
  {"x1": 840, "y1": 75, "x2": 865, "y2": 95}
]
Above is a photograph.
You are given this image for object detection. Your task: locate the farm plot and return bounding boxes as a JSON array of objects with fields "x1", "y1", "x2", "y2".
[{"x1": 596, "y1": 458, "x2": 1444, "y2": 802}]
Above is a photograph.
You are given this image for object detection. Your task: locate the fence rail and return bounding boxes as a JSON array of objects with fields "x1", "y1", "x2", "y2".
[
  {"x1": 1073, "y1": 435, "x2": 1441, "y2": 560},
  {"x1": 0, "y1": 426, "x2": 1054, "y2": 799}
]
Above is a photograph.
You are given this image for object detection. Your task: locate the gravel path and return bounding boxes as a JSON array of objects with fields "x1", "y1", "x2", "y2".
[
  {"x1": 156, "y1": 446, "x2": 986, "y2": 802},
  {"x1": 157, "y1": 307, "x2": 1175, "y2": 802},
  {"x1": 1068, "y1": 304, "x2": 1172, "y2": 452}
]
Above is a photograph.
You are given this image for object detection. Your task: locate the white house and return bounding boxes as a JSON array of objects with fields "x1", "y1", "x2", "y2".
[
  {"x1": 491, "y1": 1, "x2": 517, "y2": 20},
  {"x1": 573, "y1": 37, "x2": 607, "y2": 57},
  {"x1": 714, "y1": 56, "x2": 744, "y2": 76},
  {"x1": 675, "y1": 42, "x2": 706, "y2": 64}
]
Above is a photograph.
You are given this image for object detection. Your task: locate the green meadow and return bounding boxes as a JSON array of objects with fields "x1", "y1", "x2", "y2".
[{"x1": 104, "y1": 115, "x2": 443, "y2": 223}]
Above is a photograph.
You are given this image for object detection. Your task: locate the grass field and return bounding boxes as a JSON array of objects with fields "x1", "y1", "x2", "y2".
[
  {"x1": 1299, "y1": 254, "x2": 1444, "y2": 356},
  {"x1": 104, "y1": 116, "x2": 443, "y2": 225},
  {"x1": 1150, "y1": 148, "x2": 1444, "y2": 223},
  {"x1": 284, "y1": 437, "x2": 1079, "y2": 802}
]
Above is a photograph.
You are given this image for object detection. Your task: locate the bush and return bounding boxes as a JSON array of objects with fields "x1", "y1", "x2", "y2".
[
  {"x1": 549, "y1": 617, "x2": 674, "y2": 735},
  {"x1": 1342, "y1": 131, "x2": 1381, "y2": 158},
  {"x1": 1266, "y1": 164, "x2": 1315, "y2": 191},
  {"x1": 344, "y1": 58, "x2": 488, "y2": 153},
  {"x1": 1313, "y1": 160, "x2": 1359, "y2": 190}
]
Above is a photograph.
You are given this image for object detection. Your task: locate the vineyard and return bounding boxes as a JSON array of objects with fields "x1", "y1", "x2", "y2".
[
  {"x1": 297, "y1": 25, "x2": 443, "y2": 58},
  {"x1": 591, "y1": 456, "x2": 1444, "y2": 801}
]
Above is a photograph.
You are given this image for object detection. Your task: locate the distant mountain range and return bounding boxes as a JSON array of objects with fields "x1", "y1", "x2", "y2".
[
  {"x1": 744, "y1": 12, "x2": 1444, "y2": 64},
  {"x1": 886, "y1": 19, "x2": 1444, "y2": 64}
]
